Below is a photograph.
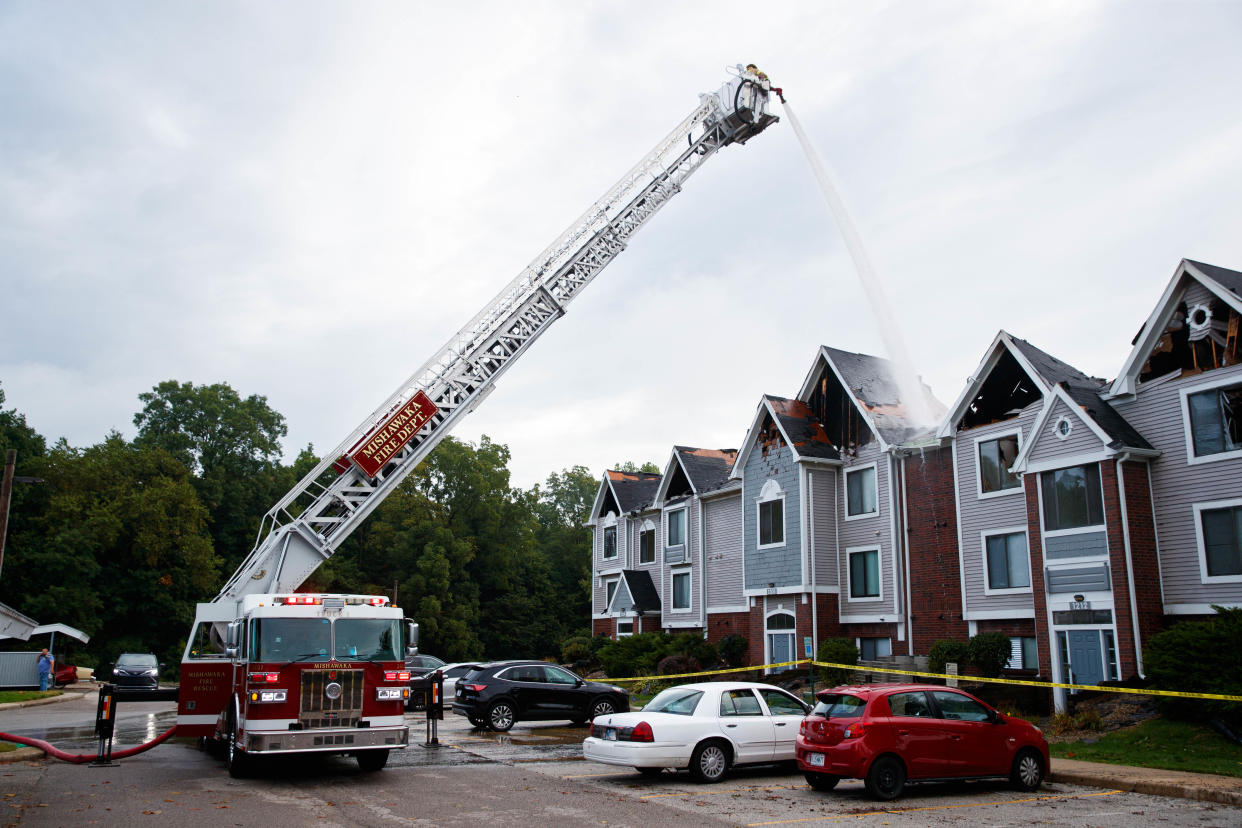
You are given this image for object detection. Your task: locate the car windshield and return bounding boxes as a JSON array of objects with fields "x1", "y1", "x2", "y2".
[
  {"x1": 117, "y1": 654, "x2": 157, "y2": 668},
  {"x1": 812, "y1": 693, "x2": 866, "y2": 719},
  {"x1": 250, "y1": 618, "x2": 330, "y2": 662},
  {"x1": 409, "y1": 655, "x2": 445, "y2": 669},
  {"x1": 335, "y1": 619, "x2": 401, "y2": 661},
  {"x1": 643, "y1": 687, "x2": 703, "y2": 716}
]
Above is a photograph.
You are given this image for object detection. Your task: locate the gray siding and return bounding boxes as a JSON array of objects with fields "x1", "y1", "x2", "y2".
[
  {"x1": 662, "y1": 500, "x2": 701, "y2": 625},
  {"x1": 810, "y1": 468, "x2": 840, "y2": 590},
  {"x1": 1113, "y1": 360, "x2": 1242, "y2": 607},
  {"x1": 838, "y1": 442, "x2": 897, "y2": 616},
  {"x1": 1045, "y1": 531, "x2": 1108, "y2": 560},
  {"x1": 1046, "y1": 563, "x2": 1111, "y2": 594},
  {"x1": 630, "y1": 511, "x2": 661, "y2": 583},
  {"x1": 955, "y1": 400, "x2": 1042, "y2": 616},
  {"x1": 1028, "y1": 398, "x2": 1104, "y2": 465},
  {"x1": 743, "y1": 442, "x2": 803, "y2": 590},
  {"x1": 611, "y1": 578, "x2": 635, "y2": 613},
  {"x1": 705, "y1": 494, "x2": 744, "y2": 608}
]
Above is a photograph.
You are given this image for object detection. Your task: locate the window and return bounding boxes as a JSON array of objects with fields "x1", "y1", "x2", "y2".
[
  {"x1": 1197, "y1": 501, "x2": 1242, "y2": 579},
  {"x1": 1040, "y1": 464, "x2": 1103, "y2": 531},
  {"x1": 758, "y1": 687, "x2": 807, "y2": 716},
  {"x1": 617, "y1": 620, "x2": 634, "y2": 638},
  {"x1": 1054, "y1": 416, "x2": 1073, "y2": 440},
  {"x1": 985, "y1": 531, "x2": 1031, "y2": 591},
  {"x1": 639, "y1": 528, "x2": 655, "y2": 564},
  {"x1": 930, "y1": 690, "x2": 991, "y2": 722},
  {"x1": 858, "y1": 637, "x2": 891, "y2": 660},
  {"x1": 542, "y1": 665, "x2": 581, "y2": 685},
  {"x1": 848, "y1": 548, "x2": 880, "y2": 599},
  {"x1": 758, "y1": 498, "x2": 784, "y2": 546},
  {"x1": 1187, "y1": 381, "x2": 1242, "y2": 458},
  {"x1": 845, "y1": 465, "x2": 877, "y2": 518},
  {"x1": 978, "y1": 434, "x2": 1020, "y2": 494},
  {"x1": 888, "y1": 691, "x2": 932, "y2": 717},
  {"x1": 604, "y1": 577, "x2": 618, "y2": 608},
  {"x1": 602, "y1": 525, "x2": 617, "y2": 559},
  {"x1": 719, "y1": 689, "x2": 763, "y2": 716},
  {"x1": 1010, "y1": 636, "x2": 1038, "y2": 670},
  {"x1": 672, "y1": 570, "x2": 690, "y2": 611},
  {"x1": 666, "y1": 508, "x2": 686, "y2": 547}
]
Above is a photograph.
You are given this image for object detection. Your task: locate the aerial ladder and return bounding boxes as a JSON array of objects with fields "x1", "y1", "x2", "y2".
[{"x1": 207, "y1": 65, "x2": 781, "y2": 623}]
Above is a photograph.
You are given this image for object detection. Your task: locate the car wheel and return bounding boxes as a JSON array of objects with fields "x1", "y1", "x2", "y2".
[
  {"x1": 688, "y1": 739, "x2": 730, "y2": 784},
  {"x1": 226, "y1": 711, "x2": 251, "y2": 779},
  {"x1": 589, "y1": 697, "x2": 617, "y2": 721},
  {"x1": 356, "y1": 749, "x2": 389, "y2": 772},
  {"x1": 864, "y1": 755, "x2": 905, "y2": 801},
  {"x1": 487, "y1": 700, "x2": 516, "y2": 732},
  {"x1": 804, "y1": 771, "x2": 840, "y2": 791},
  {"x1": 1010, "y1": 748, "x2": 1044, "y2": 791},
  {"x1": 635, "y1": 767, "x2": 665, "y2": 777}
]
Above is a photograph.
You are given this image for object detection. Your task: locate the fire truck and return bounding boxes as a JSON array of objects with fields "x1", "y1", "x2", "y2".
[{"x1": 177, "y1": 64, "x2": 780, "y2": 775}]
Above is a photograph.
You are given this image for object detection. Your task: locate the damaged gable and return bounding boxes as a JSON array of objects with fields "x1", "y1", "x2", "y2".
[
  {"x1": 731, "y1": 395, "x2": 841, "y2": 478},
  {"x1": 590, "y1": 470, "x2": 661, "y2": 523},
  {"x1": 1113, "y1": 259, "x2": 1242, "y2": 397},
  {"x1": 655, "y1": 446, "x2": 740, "y2": 503}
]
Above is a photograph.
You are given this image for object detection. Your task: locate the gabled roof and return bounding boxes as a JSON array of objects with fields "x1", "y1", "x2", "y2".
[
  {"x1": 1111, "y1": 259, "x2": 1242, "y2": 397},
  {"x1": 798, "y1": 345, "x2": 944, "y2": 448},
  {"x1": 588, "y1": 469, "x2": 662, "y2": 524},
  {"x1": 1012, "y1": 381, "x2": 1158, "y2": 472},
  {"x1": 621, "y1": 569, "x2": 660, "y2": 614},
  {"x1": 730, "y1": 395, "x2": 841, "y2": 479},
  {"x1": 653, "y1": 446, "x2": 739, "y2": 503},
  {"x1": 937, "y1": 331, "x2": 1067, "y2": 438},
  {"x1": 1007, "y1": 337, "x2": 1102, "y2": 388},
  {"x1": 0, "y1": 601, "x2": 38, "y2": 641}
]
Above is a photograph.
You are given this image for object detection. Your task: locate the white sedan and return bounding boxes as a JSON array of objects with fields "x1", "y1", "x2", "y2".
[{"x1": 583, "y1": 681, "x2": 811, "y2": 783}]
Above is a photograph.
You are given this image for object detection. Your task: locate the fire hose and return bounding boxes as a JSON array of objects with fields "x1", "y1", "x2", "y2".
[{"x1": 0, "y1": 726, "x2": 176, "y2": 763}]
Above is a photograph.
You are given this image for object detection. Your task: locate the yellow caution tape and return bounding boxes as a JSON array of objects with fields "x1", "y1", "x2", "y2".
[{"x1": 607, "y1": 658, "x2": 1242, "y2": 702}]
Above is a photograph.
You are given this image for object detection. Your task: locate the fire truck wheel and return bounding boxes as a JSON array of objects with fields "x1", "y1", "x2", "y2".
[
  {"x1": 355, "y1": 749, "x2": 390, "y2": 772},
  {"x1": 226, "y1": 712, "x2": 252, "y2": 779},
  {"x1": 487, "y1": 700, "x2": 516, "y2": 732}
]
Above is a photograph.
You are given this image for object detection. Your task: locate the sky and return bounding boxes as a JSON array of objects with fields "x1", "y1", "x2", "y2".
[{"x1": 2, "y1": 1, "x2": 1241, "y2": 490}]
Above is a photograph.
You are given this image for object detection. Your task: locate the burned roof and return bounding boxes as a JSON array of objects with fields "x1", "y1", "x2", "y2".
[
  {"x1": 672, "y1": 446, "x2": 739, "y2": 495},
  {"x1": 604, "y1": 470, "x2": 662, "y2": 513},
  {"x1": 1186, "y1": 259, "x2": 1242, "y2": 297},
  {"x1": 1061, "y1": 382, "x2": 1154, "y2": 452},
  {"x1": 765, "y1": 396, "x2": 841, "y2": 460},
  {"x1": 621, "y1": 569, "x2": 661, "y2": 614},
  {"x1": 819, "y1": 346, "x2": 944, "y2": 445},
  {"x1": 1006, "y1": 336, "x2": 1100, "y2": 388}
]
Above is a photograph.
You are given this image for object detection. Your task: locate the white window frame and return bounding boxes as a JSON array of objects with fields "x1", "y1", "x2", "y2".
[
  {"x1": 638, "y1": 519, "x2": 656, "y2": 565},
  {"x1": 665, "y1": 506, "x2": 687, "y2": 550},
  {"x1": 981, "y1": 526, "x2": 1033, "y2": 596},
  {"x1": 846, "y1": 545, "x2": 883, "y2": 603},
  {"x1": 756, "y1": 479, "x2": 787, "y2": 550},
  {"x1": 617, "y1": 619, "x2": 635, "y2": 638},
  {"x1": 1010, "y1": 636, "x2": 1038, "y2": 670},
  {"x1": 856, "y1": 636, "x2": 892, "y2": 661},
  {"x1": 1039, "y1": 464, "x2": 1106, "y2": 539},
  {"x1": 603, "y1": 575, "x2": 620, "y2": 612},
  {"x1": 844, "y1": 462, "x2": 879, "y2": 521},
  {"x1": 602, "y1": 524, "x2": 618, "y2": 561},
  {"x1": 974, "y1": 428, "x2": 1023, "y2": 500},
  {"x1": 670, "y1": 567, "x2": 692, "y2": 613},
  {"x1": 764, "y1": 610, "x2": 797, "y2": 672},
  {"x1": 1053, "y1": 415, "x2": 1073, "y2": 441},
  {"x1": 1180, "y1": 373, "x2": 1242, "y2": 466},
  {"x1": 600, "y1": 512, "x2": 618, "y2": 561},
  {"x1": 1193, "y1": 497, "x2": 1242, "y2": 584}
]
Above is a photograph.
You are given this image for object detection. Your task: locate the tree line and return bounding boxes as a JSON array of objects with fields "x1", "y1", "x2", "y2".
[{"x1": 0, "y1": 381, "x2": 599, "y2": 673}]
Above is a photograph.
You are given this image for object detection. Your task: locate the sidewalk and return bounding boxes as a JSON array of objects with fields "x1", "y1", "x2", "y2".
[{"x1": 1051, "y1": 757, "x2": 1242, "y2": 807}]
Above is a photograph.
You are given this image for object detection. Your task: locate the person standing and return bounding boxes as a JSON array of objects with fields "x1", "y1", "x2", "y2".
[{"x1": 37, "y1": 648, "x2": 54, "y2": 691}]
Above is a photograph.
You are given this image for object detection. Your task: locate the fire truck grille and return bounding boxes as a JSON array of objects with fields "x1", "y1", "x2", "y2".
[{"x1": 299, "y1": 669, "x2": 364, "y2": 729}]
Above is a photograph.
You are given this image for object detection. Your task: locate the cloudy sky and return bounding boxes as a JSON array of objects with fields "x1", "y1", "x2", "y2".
[{"x1": 3, "y1": 1, "x2": 1241, "y2": 489}]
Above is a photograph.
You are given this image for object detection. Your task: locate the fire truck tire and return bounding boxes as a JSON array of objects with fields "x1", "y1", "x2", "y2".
[
  {"x1": 487, "y1": 700, "x2": 516, "y2": 732},
  {"x1": 226, "y1": 712, "x2": 252, "y2": 779},
  {"x1": 355, "y1": 749, "x2": 390, "y2": 772}
]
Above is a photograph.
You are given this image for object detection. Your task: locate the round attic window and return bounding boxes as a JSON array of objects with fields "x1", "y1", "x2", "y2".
[{"x1": 1054, "y1": 416, "x2": 1073, "y2": 440}]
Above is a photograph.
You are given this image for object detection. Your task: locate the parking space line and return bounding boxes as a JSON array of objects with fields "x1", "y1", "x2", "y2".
[
  {"x1": 743, "y1": 789, "x2": 1124, "y2": 825},
  {"x1": 561, "y1": 772, "x2": 633, "y2": 779},
  {"x1": 640, "y1": 783, "x2": 808, "y2": 800}
]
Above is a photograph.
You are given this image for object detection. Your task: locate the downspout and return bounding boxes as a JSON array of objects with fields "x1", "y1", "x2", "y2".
[
  {"x1": 809, "y1": 470, "x2": 818, "y2": 655},
  {"x1": 900, "y1": 451, "x2": 914, "y2": 656},
  {"x1": 1115, "y1": 455, "x2": 1144, "y2": 677},
  {"x1": 699, "y1": 496, "x2": 706, "y2": 638}
]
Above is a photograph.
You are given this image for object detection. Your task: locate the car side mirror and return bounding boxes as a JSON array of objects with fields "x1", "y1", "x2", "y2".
[
  {"x1": 576, "y1": 678, "x2": 584, "y2": 687},
  {"x1": 405, "y1": 621, "x2": 420, "y2": 656},
  {"x1": 225, "y1": 646, "x2": 239, "y2": 659},
  {"x1": 992, "y1": 712, "x2": 1005, "y2": 725}
]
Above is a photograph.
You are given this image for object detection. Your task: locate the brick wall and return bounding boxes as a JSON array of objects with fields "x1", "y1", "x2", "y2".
[
  {"x1": 1101, "y1": 461, "x2": 1138, "y2": 678},
  {"x1": 1025, "y1": 474, "x2": 1052, "y2": 678},
  {"x1": 903, "y1": 447, "x2": 968, "y2": 652},
  {"x1": 1119, "y1": 460, "x2": 1165, "y2": 660}
]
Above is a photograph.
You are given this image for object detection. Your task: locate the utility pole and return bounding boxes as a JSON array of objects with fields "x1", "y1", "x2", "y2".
[{"x1": 0, "y1": 451, "x2": 15, "y2": 581}]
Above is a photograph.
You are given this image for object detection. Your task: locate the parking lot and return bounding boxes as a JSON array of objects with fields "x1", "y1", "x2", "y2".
[{"x1": 2, "y1": 693, "x2": 1239, "y2": 826}]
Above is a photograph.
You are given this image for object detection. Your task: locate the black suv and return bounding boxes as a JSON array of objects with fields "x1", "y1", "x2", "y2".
[
  {"x1": 405, "y1": 654, "x2": 446, "y2": 711},
  {"x1": 452, "y1": 661, "x2": 629, "y2": 731}
]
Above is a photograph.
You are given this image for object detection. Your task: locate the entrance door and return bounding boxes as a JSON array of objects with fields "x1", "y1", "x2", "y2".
[
  {"x1": 1066, "y1": 630, "x2": 1103, "y2": 687},
  {"x1": 766, "y1": 612, "x2": 795, "y2": 674}
]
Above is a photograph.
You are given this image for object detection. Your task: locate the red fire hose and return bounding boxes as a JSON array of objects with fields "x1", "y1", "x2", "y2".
[{"x1": 0, "y1": 727, "x2": 177, "y2": 763}]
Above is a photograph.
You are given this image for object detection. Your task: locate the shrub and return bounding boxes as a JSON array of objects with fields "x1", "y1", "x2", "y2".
[
  {"x1": 595, "y1": 632, "x2": 717, "y2": 679},
  {"x1": 967, "y1": 632, "x2": 1012, "y2": 678},
  {"x1": 718, "y1": 634, "x2": 749, "y2": 667},
  {"x1": 817, "y1": 638, "x2": 858, "y2": 687},
  {"x1": 561, "y1": 635, "x2": 593, "y2": 666},
  {"x1": 928, "y1": 639, "x2": 970, "y2": 676},
  {"x1": 657, "y1": 654, "x2": 700, "y2": 676},
  {"x1": 1145, "y1": 606, "x2": 1242, "y2": 726}
]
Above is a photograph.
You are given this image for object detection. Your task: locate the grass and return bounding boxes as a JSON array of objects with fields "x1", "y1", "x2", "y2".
[
  {"x1": 0, "y1": 690, "x2": 60, "y2": 704},
  {"x1": 0, "y1": 742, "x2": 18, "y2": 753},
  {"x1": 1050, "y1": 717, "x2": 1242, "y2": 778}
]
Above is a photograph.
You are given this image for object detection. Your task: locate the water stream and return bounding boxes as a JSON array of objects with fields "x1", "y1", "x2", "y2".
[{"x1": 782, "y1": 102, "x2": 935, "y2": 428}]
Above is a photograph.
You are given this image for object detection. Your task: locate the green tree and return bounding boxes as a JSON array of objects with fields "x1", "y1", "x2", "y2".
[
  {"x1": 529, "y1": 465, "x2": 597, "y2": 636},
  {"x1": 613, "y1": 460, "x2": 660, "y2": 474},
  {"x1": 133, "y1": 380, "x2": 288, "y2": 572}
]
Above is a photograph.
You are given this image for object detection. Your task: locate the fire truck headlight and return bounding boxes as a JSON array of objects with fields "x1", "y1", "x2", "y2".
[
  {"x1": 250, "y1": 689, "x2": 288, "y2": 703},
  {"x1": 376, "y1": 687, "x2": 405, "y2": 701}
]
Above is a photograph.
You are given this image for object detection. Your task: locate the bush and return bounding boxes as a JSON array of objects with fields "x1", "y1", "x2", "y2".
[
  {"x1": 928, "y1": 639, "x2": 970, "y2": 676},
  {"x1": 817, "y1": 638, "x2": 858, "y2": 687},
  {"x1": 718, "y1": 634, "x2": 749, "y2": 668},
  {"x1": 657, "y1": 654, "x2": 700, "y2": 676},
  {"x1": 561, "y1": 635, "x2": 593, "y2": 666},
  {"x1": 1146, "y1": 606, "x2": 1242, "y2": 726},
  {"x1": 967, "y1": 632, "x2": 1012, "y2": 678},
  {"x1": 595, "y1": 632, "x2": 717, "y2": 679}
]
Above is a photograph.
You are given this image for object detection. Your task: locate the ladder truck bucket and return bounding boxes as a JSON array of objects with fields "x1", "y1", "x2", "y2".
[{"x1": 711, "y1": 63, "x2": 781, "y2": 146}]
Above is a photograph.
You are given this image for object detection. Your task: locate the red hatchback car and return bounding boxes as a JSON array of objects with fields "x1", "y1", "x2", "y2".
[{"x1": 796, "y1": 684, "x2": 1049, "y2": 801}]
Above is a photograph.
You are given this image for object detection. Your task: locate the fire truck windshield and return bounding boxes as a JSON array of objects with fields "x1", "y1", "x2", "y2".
[{"x1": 334, "y1": 619, "x2": 401, "y2": 661}]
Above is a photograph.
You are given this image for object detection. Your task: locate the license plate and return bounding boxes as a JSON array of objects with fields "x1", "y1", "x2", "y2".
[
  {"x1": 604, "y1": 729, "x2": 617, "y2": 741},
  {"x1": 808, "y1": 753, "x2": 825, "y2": 767}
]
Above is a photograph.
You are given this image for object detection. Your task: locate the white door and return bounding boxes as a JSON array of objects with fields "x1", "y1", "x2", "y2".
[
  {"x1": 717, "y1": 688, "x2": 775, "y2": 763},
  {"x1": 757, "y1": 687, "x2": 808, "y2": 760}
]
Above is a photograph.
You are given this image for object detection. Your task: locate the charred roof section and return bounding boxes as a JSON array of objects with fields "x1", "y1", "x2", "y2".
[
  {"x1": 959, "y1": 347, "x2": 1042, "y2": 430},
  {"x1": 766, "y1": 397, "x2": 840, "y2": 460},
  {"x1": 673, "y1": 446, "x2": 740, "y2": 495},
  {"x1": 604, "y1": 470, "x2": 661, "y2": 513},
  {"x1": 812, "y1": 346, "x2": 942, "y2": 447}
]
